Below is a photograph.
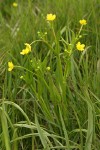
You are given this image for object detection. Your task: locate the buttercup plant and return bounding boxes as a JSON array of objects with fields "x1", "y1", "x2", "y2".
[
  {"x1": 20, "y1": 43, "x2": 31, "y2": 55},
  {"x1": 77, "y1": 19, "x2": 87, "y2": 37},
  {"x1": 46, "y1": 14, "x2": 56, "y2": 21},
  {"x1": 76, "y1": 42, "x2": 85, "y2": 51},
  {"x1": 8, "y1": 62, "x2": 14, "y2": 71},
  {"x1": 6, "y1": 11, "x2": 93, "y2": 150},
  {"x1": 1, "y1": 0, "x2": 98, "y2": 149},
  {"x1": 79, "y1": 19, "x2": 87, "y2": 25}
]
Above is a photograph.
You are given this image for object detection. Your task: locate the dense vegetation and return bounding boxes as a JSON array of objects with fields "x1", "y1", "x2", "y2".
[{"x1": 0, "y1": 0, "x2": 100, "y2": 149}]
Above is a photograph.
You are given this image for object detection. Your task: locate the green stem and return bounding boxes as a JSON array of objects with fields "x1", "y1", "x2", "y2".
[{"x1": 1, "y1": 100, "x2": 11, "y2": 150}]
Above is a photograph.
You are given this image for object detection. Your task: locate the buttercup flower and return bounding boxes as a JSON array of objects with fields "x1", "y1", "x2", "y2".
[
  {"x1": 76, "y1": 42, "x2": 85, "y2": 51},
  {"x1": 79, "y1": 19, "x2": 87, "y2": 25},
  {"x1": 46, "y1": 14, "x2": 56, "y2": 21},
  {"x1": 20, "y1": 43, "x2": 31, "y2": 55},
  {"x1": 12, "y1": 2, "x2": 18, "y2": 7},
  {"x1": 8, "y1": 62, "x2": 14, "y2": 71}
]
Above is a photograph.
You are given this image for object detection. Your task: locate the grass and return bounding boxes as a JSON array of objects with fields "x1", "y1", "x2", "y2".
[{"x1": 0, "y1": 0, "x2": 100, "y2": 149}]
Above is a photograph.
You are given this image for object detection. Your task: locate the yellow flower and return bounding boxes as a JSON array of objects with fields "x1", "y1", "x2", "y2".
[
  {"x1": 20, "y1": 49, "x2": 30, "y2": 55},
  {"x1": 79, "y1": 19, "x2": 87, "y2": 25},
  {"x1": 20, "y1": 43, "x2": 31, "y2": 55},
  {"x1": 12, "y1": 2, "x2": 18, "y2": 7},
  {"x1": 46, "y1": 14, "x2": 56, "y2": 21},
  {"x1": 8, "y1": 62, "x2": 14, "y2": 71},
  {"x1": 76, "y1": 42, "x2": 85, "y2": 51}
]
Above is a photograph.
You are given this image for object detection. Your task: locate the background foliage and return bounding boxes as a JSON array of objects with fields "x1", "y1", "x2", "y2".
[{"x1": 0, "y1": 0, "x2": 100, "y2": 149}]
